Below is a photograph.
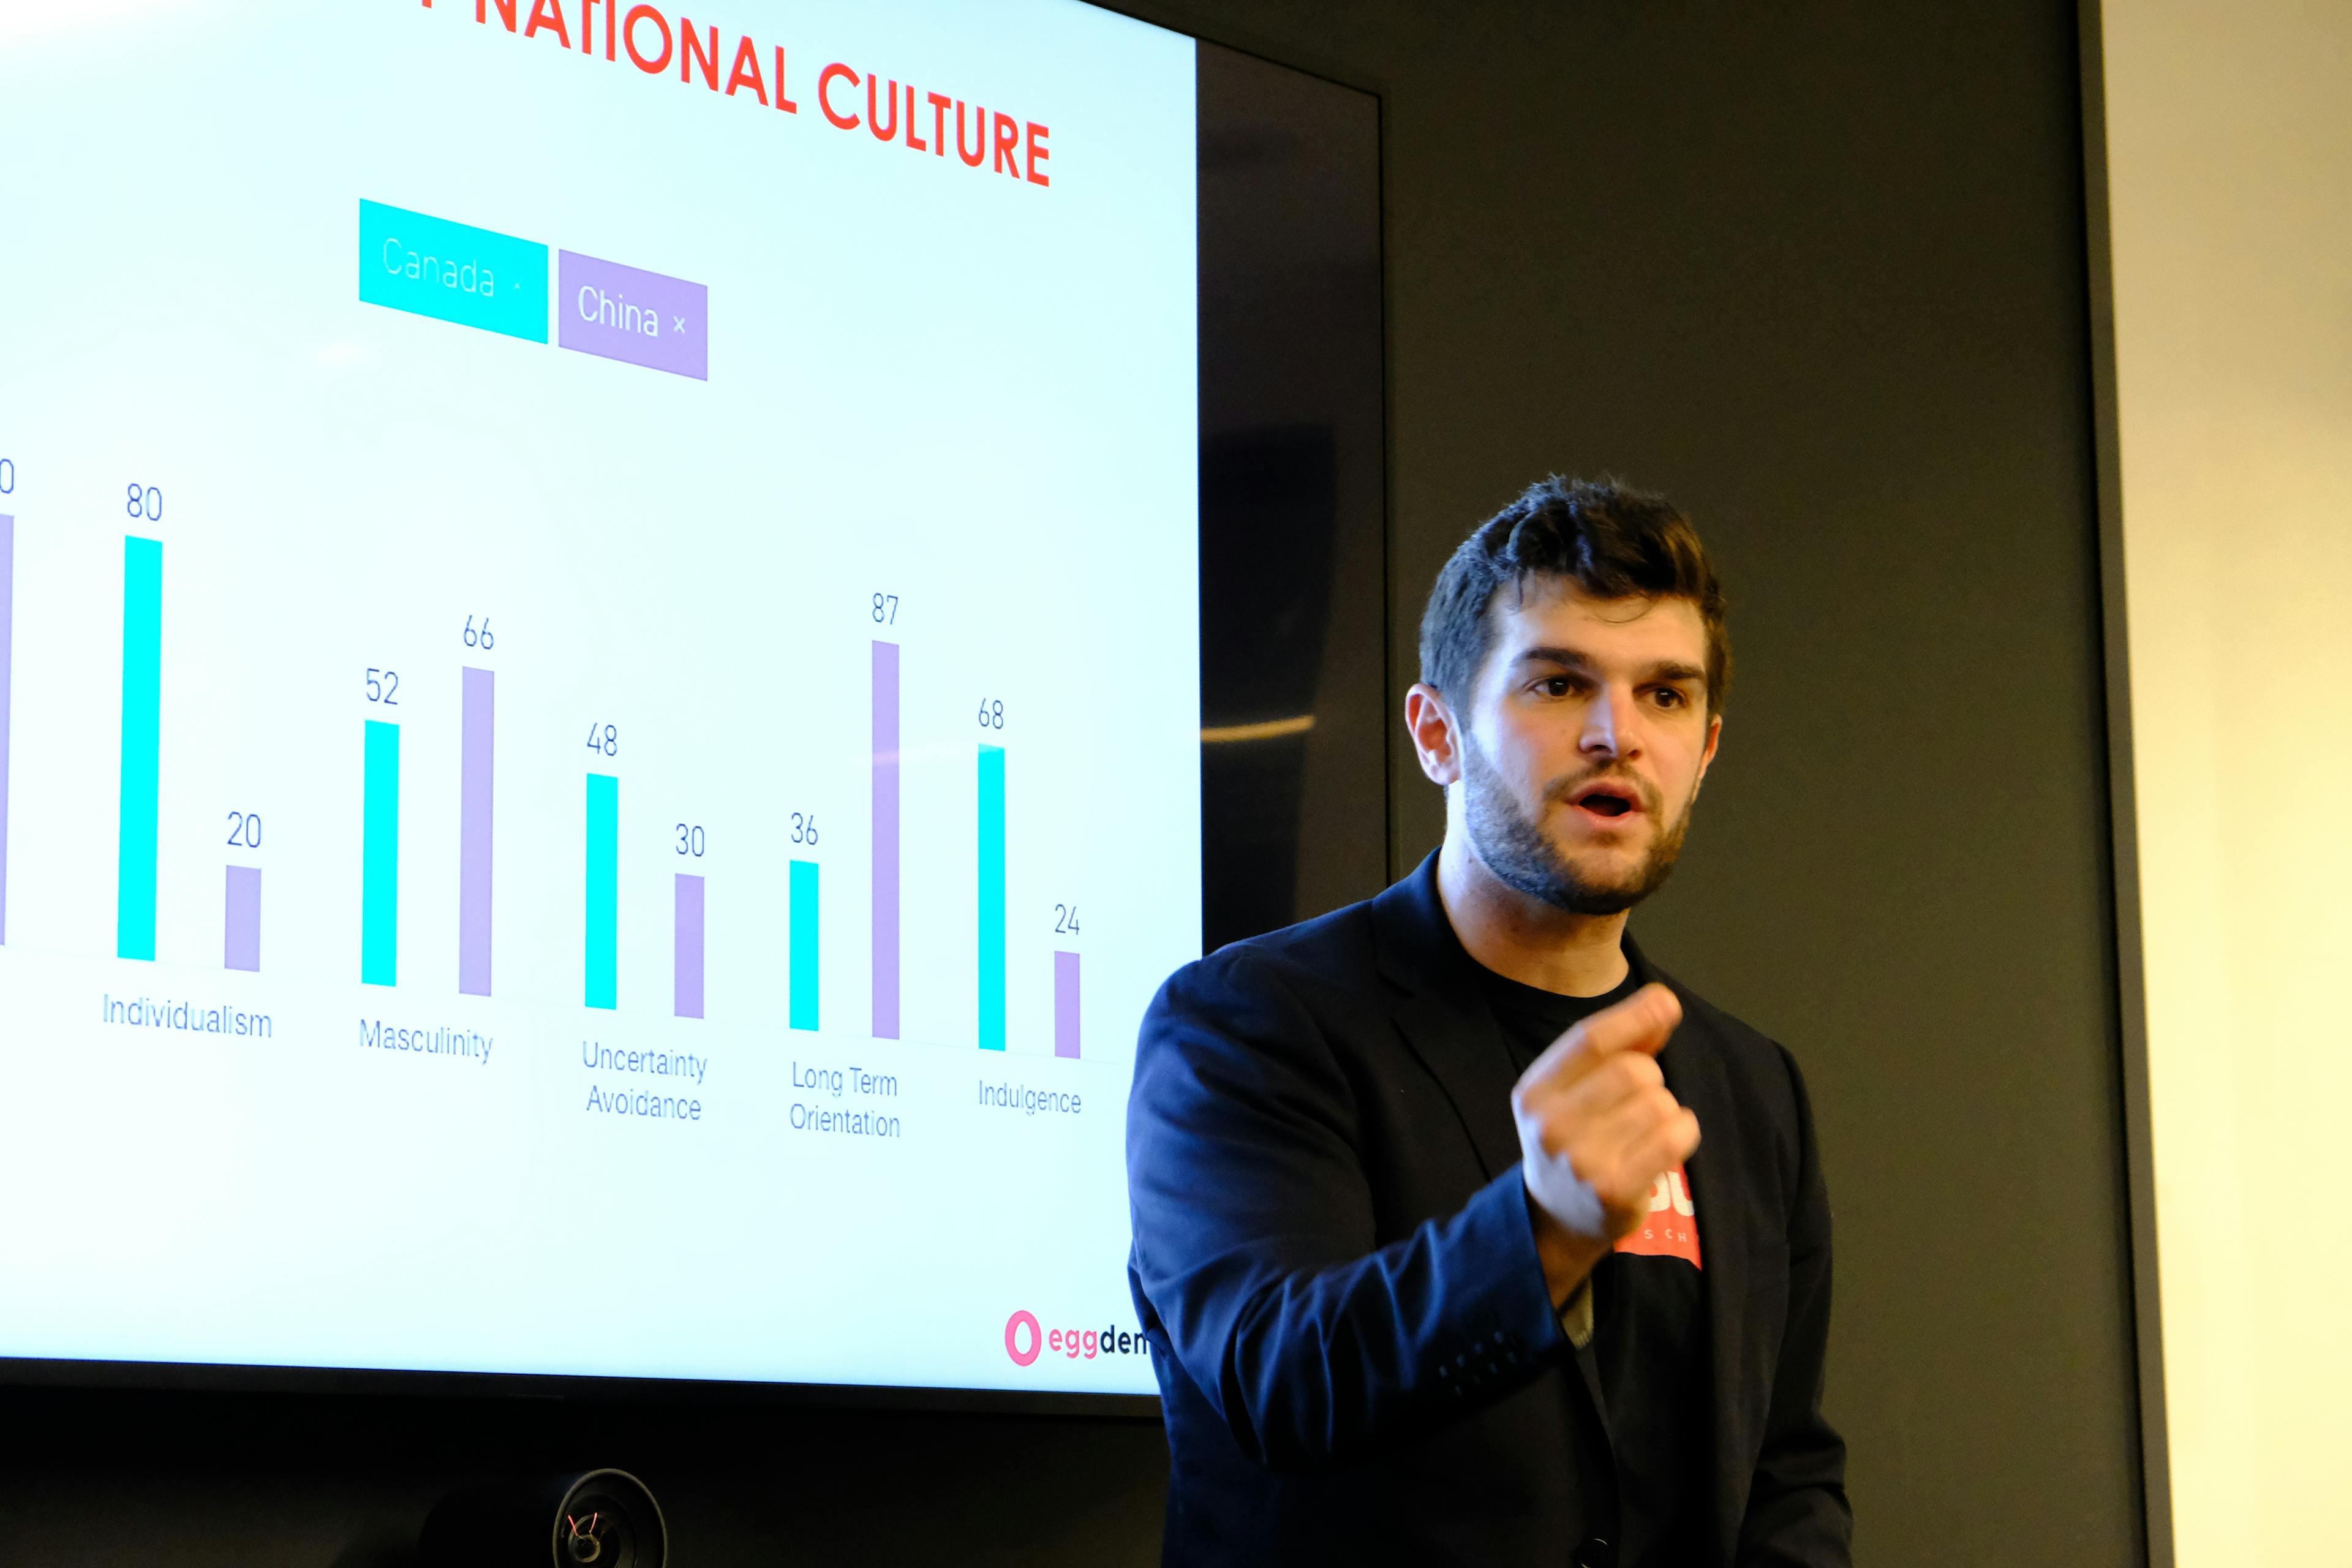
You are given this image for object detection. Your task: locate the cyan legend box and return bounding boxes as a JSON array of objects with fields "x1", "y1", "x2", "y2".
[{"x1": 358, "y1": 199, "x2": 548, "y2": 343}]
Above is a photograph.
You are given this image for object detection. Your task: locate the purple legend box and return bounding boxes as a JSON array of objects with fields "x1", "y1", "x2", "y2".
[{"x1": 557, "y1": 250, "x2": 707, "y2": 380}]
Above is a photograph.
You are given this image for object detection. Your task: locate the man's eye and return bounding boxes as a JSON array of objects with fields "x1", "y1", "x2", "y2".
[
  {"x1": 1653, "y1": 688, "x2": 1684, "y2": 709},
  {"x1": 1537, "y1": 677, "x2": 1577, "y2": 698}
]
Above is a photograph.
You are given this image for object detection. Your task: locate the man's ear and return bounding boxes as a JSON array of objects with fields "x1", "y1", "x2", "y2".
[
  {"x1": 1406, "y1": 683, "x2": 1464, "y2": 786},
  {"x1": 1692, "y1": 713, "x2": 1724, "y2": 797}
]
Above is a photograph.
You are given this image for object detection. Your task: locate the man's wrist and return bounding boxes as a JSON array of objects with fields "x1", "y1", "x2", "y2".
[{"x1": 1521, "y1": 1177, "x2": 1610, "y2": 1309}]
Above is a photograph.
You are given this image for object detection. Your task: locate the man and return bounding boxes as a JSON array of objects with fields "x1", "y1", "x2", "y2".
[{"x1": 1126, "y1": 477, "x2": 1850, "y2": 1566}]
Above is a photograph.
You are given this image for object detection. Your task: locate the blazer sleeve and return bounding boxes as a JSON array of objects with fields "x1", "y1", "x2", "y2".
[
  {"x1": 1126, "y1": 948, "x2": 1566, "y2": 1471},
  {"x1": 1736, "y1": 1045, "x2": 1854, "y2": 1565}
]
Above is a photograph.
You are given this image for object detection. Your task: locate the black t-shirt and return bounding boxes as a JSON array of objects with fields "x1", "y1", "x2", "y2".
[{"x1": 1472, "y1": 956, "x2": 1714, "y2": 1568}]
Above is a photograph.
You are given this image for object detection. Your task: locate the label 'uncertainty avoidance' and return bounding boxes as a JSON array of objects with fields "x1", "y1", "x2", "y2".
[{"x1": 582, "y1": 1039, "x2": 705, "y2": 1123}]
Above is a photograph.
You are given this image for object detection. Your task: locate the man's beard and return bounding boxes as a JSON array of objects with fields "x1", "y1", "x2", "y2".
[{"x1": 1461, "y1": 734, "x2": 1697, "y2": 916}]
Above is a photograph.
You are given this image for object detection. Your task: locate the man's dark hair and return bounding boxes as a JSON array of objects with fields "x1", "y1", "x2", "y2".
[{"x1": 1419, "y1": 475, "x2": 1731, "y2": 715}]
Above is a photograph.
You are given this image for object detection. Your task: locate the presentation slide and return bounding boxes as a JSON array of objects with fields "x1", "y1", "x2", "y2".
[{"x1": 0, "y1": 0, "x2": 1197, "y2": 1395}]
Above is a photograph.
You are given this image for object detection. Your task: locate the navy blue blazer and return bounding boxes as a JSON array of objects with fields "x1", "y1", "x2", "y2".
[{"x1": 1126, "y1": 853, "x2": 1850, "y2": 1566}]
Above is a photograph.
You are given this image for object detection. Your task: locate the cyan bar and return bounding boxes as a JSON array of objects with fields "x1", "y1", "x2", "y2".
[
  {"x1": 674, "y1": 872, "x2": 704, "y2": 1020},
  {"x1": 224, "y1": 865, "x2": 260, "y2": 973},
  {"x1": 458, "y1": 666, "x2": 494, "y2": 995},
  {"x1": 585, "y1": 772, "x2": 618, "y2": 1009},
  {"x1": 872, "y1": 641, "x2": 899, "y2": 1039},
  {"x1": 0, "y1": 514, "x2": 12, "y2": 945},
  {"x1": 790, "y1": 858, "x2": 820, "y2": 1032},
  {"x1": 358, "y1": 198, "x2": 548, "y2": 343},
  {"x1": 1054, "y1": 950, "x2": 1080, "y2": 1059},
  {"x1": 361, "y1": 720, "x2": 399, "y2": 986},
  {"x1": 978, "y1": 744, "x2": 1006, "y2": 1052},
  {"x1": 116, "y1": 536, "x2": 162, "y2": 962}
]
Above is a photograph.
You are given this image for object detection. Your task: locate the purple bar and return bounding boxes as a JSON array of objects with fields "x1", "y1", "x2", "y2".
[
  {"x1": 0, "y1": 514, "x2": 11, "y2": 946},
  {"x1": 459, "y1": 666, "x2": 494, "y2": 996},
  {"x1": 1055, "y1": 951, "x2": 1080, "y2": 1059},
  {"x1": 872, "y1": 641, "x2": 900, "y2": 1039},
  {"x1": 224, "y1": 865, "x2": 261, "y2": 972},
  {"x1": 557, "y1": 250, "x2": 708, "y2": 380},
  {"x1": 674, "y1": 873, "x2": 705, "y2": 1020}
]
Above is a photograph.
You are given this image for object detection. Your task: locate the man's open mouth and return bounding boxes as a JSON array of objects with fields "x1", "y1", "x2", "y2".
[{"x1": 1569, "y1": 783, "x2": 1643, "y2": 820}]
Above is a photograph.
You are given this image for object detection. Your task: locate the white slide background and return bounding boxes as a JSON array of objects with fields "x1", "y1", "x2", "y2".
[{"x1": 0, "y1": 0, "x2": 1196, "y2": 1395}]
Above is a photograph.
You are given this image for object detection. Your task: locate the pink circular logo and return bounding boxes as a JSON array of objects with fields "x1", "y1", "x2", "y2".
[{"x1": 1004, "y1": 1310, "x2": 1042, "y2": 1367}]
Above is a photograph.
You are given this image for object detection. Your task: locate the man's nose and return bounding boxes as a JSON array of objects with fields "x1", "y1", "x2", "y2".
[{"x1": 1580, "y1": 686, "x2": 1637, "y2": 758}]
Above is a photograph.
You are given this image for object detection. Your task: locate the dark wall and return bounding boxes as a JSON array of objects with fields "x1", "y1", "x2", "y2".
[{"x1": 1, "y1": 3, "x2": 2141, "y2": 1564}]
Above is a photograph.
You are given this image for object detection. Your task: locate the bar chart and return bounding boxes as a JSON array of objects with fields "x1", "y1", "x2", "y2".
[{"x1": 12, "y1": 512, "x2": 1146, "y2": 1063}]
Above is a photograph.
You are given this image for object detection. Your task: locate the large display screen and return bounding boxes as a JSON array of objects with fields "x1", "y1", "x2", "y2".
[{"x1": 0, "y1": 0, "x2": 1200, "y2": 1396}]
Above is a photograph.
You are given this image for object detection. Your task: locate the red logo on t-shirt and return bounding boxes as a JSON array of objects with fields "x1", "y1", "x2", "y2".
[{"x1": 1615, "y1": 1165, "x2": 1701, "y2": 1268}]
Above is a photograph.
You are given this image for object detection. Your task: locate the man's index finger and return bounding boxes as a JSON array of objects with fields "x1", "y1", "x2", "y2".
[{"x1": 1513, "y1": 982, "x2": 1684, "y2": 1094}]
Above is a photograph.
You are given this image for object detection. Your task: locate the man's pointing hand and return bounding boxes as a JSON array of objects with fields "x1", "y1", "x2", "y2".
[{"x1": 1511, "y1": 981, "x2": 1701, "y2": 1306}]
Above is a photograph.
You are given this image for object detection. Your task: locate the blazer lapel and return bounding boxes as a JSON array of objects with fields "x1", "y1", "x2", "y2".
[
  {"x1": 1381, "y1": 860, "x2": 1624, "y2": 1461},
  {"x1": 1634, "y1": 939, "x2": 1752, "y2": 1561},
  {"x1": 1371, "y1": 855, "x2": 1525, "y2": 1182},
  {"x1": 1390, "y1": 991, "x2": 1525, "y2": 1180}
]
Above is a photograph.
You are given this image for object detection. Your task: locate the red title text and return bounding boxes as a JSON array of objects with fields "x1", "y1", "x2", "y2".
[{"x1": 426, "y1": 1, "x2": 1054, "y2": 188}]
